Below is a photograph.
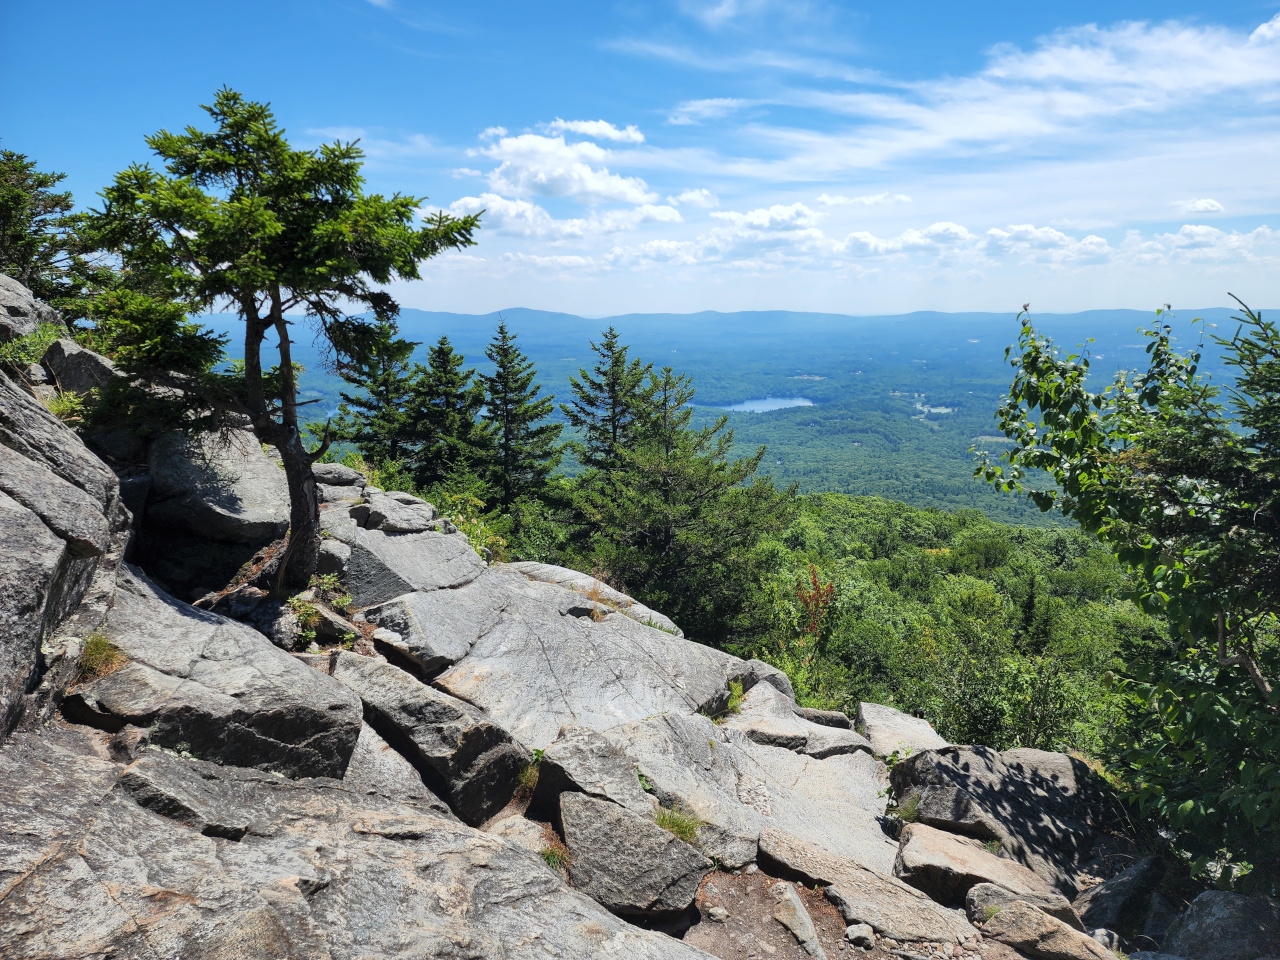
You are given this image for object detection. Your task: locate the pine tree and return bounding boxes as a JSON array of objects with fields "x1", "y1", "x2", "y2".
[
  {"x1": 479, "y1": 321, "x2": 562, "y2": 509},
  {"x1": 559, "y1": 326, "x2": 650, "y2": 475},
  {"x1": 332, "y1": 320, "x2": 420, "y2": 467},
  {"x1": 412, "y1": 336, "x2": 493, "y2": 490},
  {"x1": 580, "y1": 365, "x2": 796, "y2": 644}
]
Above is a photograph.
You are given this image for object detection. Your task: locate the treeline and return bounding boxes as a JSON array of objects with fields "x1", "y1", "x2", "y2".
[{"x1": 324, "y1": 321, "x2": 796, "y2": 646}]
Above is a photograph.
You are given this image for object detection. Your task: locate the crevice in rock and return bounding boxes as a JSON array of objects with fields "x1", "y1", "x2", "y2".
[{"x1": 357, "y1": 701, "x2": 461, "y2": 822}]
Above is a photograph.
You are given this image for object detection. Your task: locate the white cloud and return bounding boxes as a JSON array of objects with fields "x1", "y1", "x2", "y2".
[
  {"x1": 840, "y1": 222, "x2": 980, "y2": 257},
  {"x1": 478, "y1": 133, "x2": 657, "y2": 204},
  {"x1": 1143, "y1": 224, "x2": 1278, "y2": 263},
  {"x1": 1173, "y1": 198, "x2": 1225, "y2": 213},
  {"x1": 667, "y1": 188, "x2": 720, "y2": 208},
  {"x1": 445, "y1": 193, "x2": 679, "y2": 239},
  {"x1": 479, "y1": 126, "x2": 508, "y2": 140},
  {"x1": 450, "y1": 167, "x2": 482, "y2": 178},
  {"x1": 364, "y1": 0, "x2": 392, "y2": 7},
  {"x1": 545, "y1": 118, "x2": 644, "y2": 143},
  {"x1": 711, "y1": 202, "x2": 822, "y2": 230},
  {"x1": 985, "y1": 224, "x2": 1111, "y2": 263},
  {"x1": 667, "y1": 97, "x2": 754, "y2": 125},
  {"x1": 817, "y1": 192, "x2": 912, "y2": 206},
  {"x1": 306, "y1": 127, "x2": 437, "y2": 158}
]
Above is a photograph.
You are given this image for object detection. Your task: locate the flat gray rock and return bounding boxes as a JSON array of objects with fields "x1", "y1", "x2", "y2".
[
  {"x1": 530, "y1": 723, "x2": 658, "y2": 820},
  {"x1": 435, "y1": 584, "x2": 755, "y2": 750},
  {"x1": 507, "y1": 560, "x2": 683, "y2": 636},
  {"x1": 0, "y1": 739, "x2": 718, "y2": 960},
  {"x1": 561, "y1": 792, "x2": 712, "y2": 917},
  {"x1": 721, "y1": 680, "x2": 872, "y2": 758},
  {"x1": 42, "y1": 338, "x2": 118, "y2": 395},
  {"x1": 486, "y1": 814, "x2": 548, "y2": 854},
  {"x1": 343, "y1": 721, "x2": 456, "y2": 819},
  {"x1": 321, "y1": 503, "x2": 486, "y2": 606},
  {"x1": 968, "y1": 882, "x2": 1083, "y2": 931},
  {"x1": 359, "y1": 570, "x2": 513, "y2": 674},
  {"x1": 603, "y1": 712, "x2": 898, "y2": 872},
  {"x1": 857, "y1": 701, "x2": 949, "y2": 758},
  {"x1": 147, "y1": 425, "x2": 289, "y2": 544},
  {"x1": 330, "y1": 650, "x2": 528, "y2": 825},
  {"x1": 62, "y1": 565, "x2": 363, "y2": 779},
  {"x1": 758, "y1": 827, "x2": 976, "y2": 945},
  {"x1": 312, "y1": 462, "x2": 365, "y2": 485}
]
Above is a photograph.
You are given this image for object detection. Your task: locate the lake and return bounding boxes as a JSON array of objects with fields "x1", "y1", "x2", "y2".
[{"x1": 717, "y1": 397, "x2": 815, "y2": 413}]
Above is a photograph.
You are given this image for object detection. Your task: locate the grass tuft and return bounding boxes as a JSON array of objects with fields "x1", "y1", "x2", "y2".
[
  {"x1": 515, "y1": 761, "x2": 540, "y2": 800},
  {"x1": 983, "y1": 904, "x2": 1001, "y2": 921},
  {"x1": 897, "y1": 792, "x2": 921, "y2": 823},
  {"x1": 655, "y1": 805, "x2": 704, "y2": 845},
  {"x1": 75, "y1": 632, "x2": 126, "y2": 684},
  {"x1": 540, "y1": 846, "x2": 569, "y2": 870}
]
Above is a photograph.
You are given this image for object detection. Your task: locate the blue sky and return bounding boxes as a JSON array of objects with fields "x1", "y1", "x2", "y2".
[{"x1": 3, "y1": 1, "x2": 1278, "y2": 316}]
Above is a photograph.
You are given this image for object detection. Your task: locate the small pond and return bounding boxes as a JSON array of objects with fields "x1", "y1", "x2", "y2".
[{"x1": 715, "y1": 397, "x2": 815, "y2": 413}]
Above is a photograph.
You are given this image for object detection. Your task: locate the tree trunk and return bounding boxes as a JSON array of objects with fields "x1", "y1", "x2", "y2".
[{"x1": 279, "y1": 426, "x2": 321, "y2": 588}]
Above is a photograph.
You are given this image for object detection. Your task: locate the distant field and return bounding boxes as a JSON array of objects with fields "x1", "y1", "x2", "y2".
[{"x1": 203, "y1": 305, "x2": 1247, "y2": 526}]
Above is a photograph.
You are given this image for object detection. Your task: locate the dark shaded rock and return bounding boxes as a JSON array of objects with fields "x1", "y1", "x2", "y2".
[
  {"x1": 0, "y1": 444, "x2": 110, "y2": 558},
  {"x1": 981, "y1": 898, "x2": 1113, "y2": 959},
  {"x1": 1073, "y1": 856, "x2": 1164, "y2": 937},
  {"x1": 894, "y1": 822, "x2": 1057, "y2": 905},
  {"x1": 147, "y1": 425, "x2": 290, "y2": 544},
  {"x1": 42, "y1": 338, "x2": 118, "y2": 394},
  {"x1": 529, "y1": 723, "x2": 657, "y2": 822},
  {"x1": 912, "y1": 783, "x2": 1003, "y2": 841},
  {"x1": 0, "y1": 738, "x2": 717, "y2": 960},
  {"x1": 857, "y1": 701, "x2": 949, "y2": 758},
  {"x1": 890, "y1": 745, "x2": 1118, "y2": 895},
  {"x1": 62, "y1": 565, "x2": 362, "y2": 779},
  {"x1": 968, "y1": 882, "x2": 1084, "y2": 931},
  {"x1": 329, "y1": 650, "x2": 528, "y2": 825},
  {"x1": 561, "y1": 791, "x2": 712, "y2": 918},
  {"x1": 1162, "y1": 890, "x2": 1280, "y2": 960},
  {"x1": 758, "y1": 827, "x2": 975, "y2": 945},
  {"x1": 0, "y1": 273, "x2": 62, "y2": 341}
]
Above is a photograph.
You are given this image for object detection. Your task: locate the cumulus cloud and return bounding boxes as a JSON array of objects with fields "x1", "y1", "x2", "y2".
[
  {"x1": 545, "y1": 118, "x2": 645, "y2": 143},
  {"x1": 667, "y1": 188, "x2": 720, "y2": 208},
  {"x1": 478, "y1": 133, "x2": 657, "y2": 204},
  {"x1": 840, "y1": 222, "x2": 979, "y2": 257},
  {"x1": 817, "y1": 193, "x2": 912, "y2": 206},
  {"x1": 1140, "y1": 224, "x2": 1278, "y2": 262},
  {"x1": 1173, "y1": 198, "x2": 1225, "y2": 213},
  {"x1": 446, "y1": 193, "x2": 679, "y2": 239},
  {"x1": 479, "y1": 126, "x2": 508, "y2": 140},
  {"x1": 985, "y1": 224, "x2": 1111, "y2": 263},
  {"x1": 711, "y1": 202, "x2": 822, "y2": 230}
]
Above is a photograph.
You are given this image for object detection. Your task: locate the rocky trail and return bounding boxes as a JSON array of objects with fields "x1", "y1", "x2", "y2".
[{"x1": 2, "y1": 274, "x2": 1278, "y2": 959}]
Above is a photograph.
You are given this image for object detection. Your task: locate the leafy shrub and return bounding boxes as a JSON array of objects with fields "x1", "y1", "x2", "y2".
[
  {"x1": 41, "y1": 389, "x2": 85, "y2": 423},
  {"x1": 0, "y1": 321, "x2": 62, "y2": 373}
]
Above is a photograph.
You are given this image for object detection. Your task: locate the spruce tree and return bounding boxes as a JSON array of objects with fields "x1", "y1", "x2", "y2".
[
  {"x1": 412, "y1": 336, "x2": 493, "y2": 490},
  {"x1": 479, "y1": 321, "x2": 562, "y2": 509},
  {"x1": 332, "y1": 320, "x2": 420, "y2": 467},
  {"x1": 559, "y1": 326, "x2": 650, "y2": 475}
]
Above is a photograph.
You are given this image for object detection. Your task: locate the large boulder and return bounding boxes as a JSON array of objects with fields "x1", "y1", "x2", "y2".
[
  {"x1": 1072, "y1": 856, "x2": 1164, "y2": 938},
  {"x1": 507, "y1": 560, "x2": 683, "y2": 635},
  {"x1": 0, "y1": 273, "x2": 63, "y2": 341},
  {"x1": 890, "y1": 745, "x2": 1116, "y2": 894},
  {"x1": 62, "y1": 566, "x2": 363, "y2": 779},
  {"x1": 721, "y1": 680, "x2": 873, "y2": 758},
  {"x1": 602, "y1": 712, "x2": 898, "y2": 872},
  {"x1": 0, "y1": 371, "x2": 124, "y2": 734},
  {"x1": 857, "y1": 702, "x2": 949, "y2": 758},
  {"x1": 329, "y1": 650, "x2": 529, "y2": 825},
  {"x1": 147, "y1": 425, "x2": 290, "y2": 544},
  {"x1": 980, "y1": 898, "x2": 1113, "y2": 960},
  {"x1": 320, "y1": 501, "x2": 486, "y2": 607},
  {"x1": 41, "y1": 338, "x2": 118, "y2": 395},
  {"x1": 529, "y1": 723, "x2": 658, "y2": 821},
  {"x1": 434, "y1": 577, "x2": 761, "y2": 750},
  {"x1": 758, "y1": 827, "x2": 976, "y2": 945},
  {"x1": 968, "y1": 882, "x2": 1084, "y2": 931},
  {"x1": 1161, "y1": 890, "x2": 1280, "y2": 960},
  {"x1": 893, "y1": 822, "x2": 1058, "y2": 905},
  {"x1": 0, "y1": 736, "x2": 718, "y2": 960},
  {"x1": 560, "y1": 791, "x2": 712, "y2": 918}
]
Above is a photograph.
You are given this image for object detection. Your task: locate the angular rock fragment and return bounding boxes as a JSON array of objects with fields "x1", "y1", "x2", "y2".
[
  {"x1": 330, "y1": 650, "x2": 528, "y2": 825},
  {"x1": 759, "y1": 827, "x2": 975, "y2": 945},
  {"x1": 981, "y1": 898, "x2": 1113, "y2": 960},
  {"x1": 857, "y1": 701, "x2": 949, "y2": 758},
  {"x1": 507, "y1": 560, "x2": 683, "y2": 635},
  {"x1": 561, "y1": 792, "x2": 712, "y2": 918},
  {"x1": 485, "y1": 815, "x2": 548, "y2": 855},
  {"x1": 1162, "y1": 890, "x2": 1280, "y2": 960},
  {"x1": 530, "y1": 723, "x2": 658, "y2": 821},
  {"x1": 894, "y1": 822, "x2": 1057, "y2": 905},
  {"x1": 343, "y1": 722, "x2": 456, "y2": 819},
  {"x1": 721, "y1": 680, "x2": 872, "y2": 758},
  {"x1": 1072, "y1": 857, "x2": 1163, "y2": 936},
  {"x1": 968, "y1": 882, "x2": 1083, "y2": 931},
  {"x1": 62, "y1": 566, "x2": 362, "y2": 779},
  {"x1": 0, "y1": 272, "x2": 64, "y2": 340},
  {"x1": 42, "y1": 338, "x2": 118, "y2": 395},
  {"x1": 910, "y1": 783, "x2": 1003, "y2": 841},
  {"x1": 771, "y1": 881, "x2": 828, "y2": 958}
]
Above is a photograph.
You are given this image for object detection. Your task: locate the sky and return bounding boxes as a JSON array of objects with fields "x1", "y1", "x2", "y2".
[{"x1": 3, "y1": 1, "x2": 1279, "y2": 317}]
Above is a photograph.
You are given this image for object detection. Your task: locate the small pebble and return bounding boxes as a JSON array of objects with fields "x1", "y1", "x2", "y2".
[
  {"x1": 745, "y1": 863, "x2": 758, "y2": 874},
  {"x1": 707, "y1": 905, "x2": 729, "y2": 923}
]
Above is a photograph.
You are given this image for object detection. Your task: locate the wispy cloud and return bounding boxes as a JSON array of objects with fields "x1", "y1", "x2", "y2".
[
  {"x1": 668, "y1": 188, "x2": 720, "y2": 208},
  {"x1": 1173, "y1": 198, "x2": 1225, "y2": 214},
  {"x1": 545, "y1": 118, "x2": 645, "y2": 143},
  {"x1": 817, "y1": 192, "x2": 911, "y2": 206}
]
